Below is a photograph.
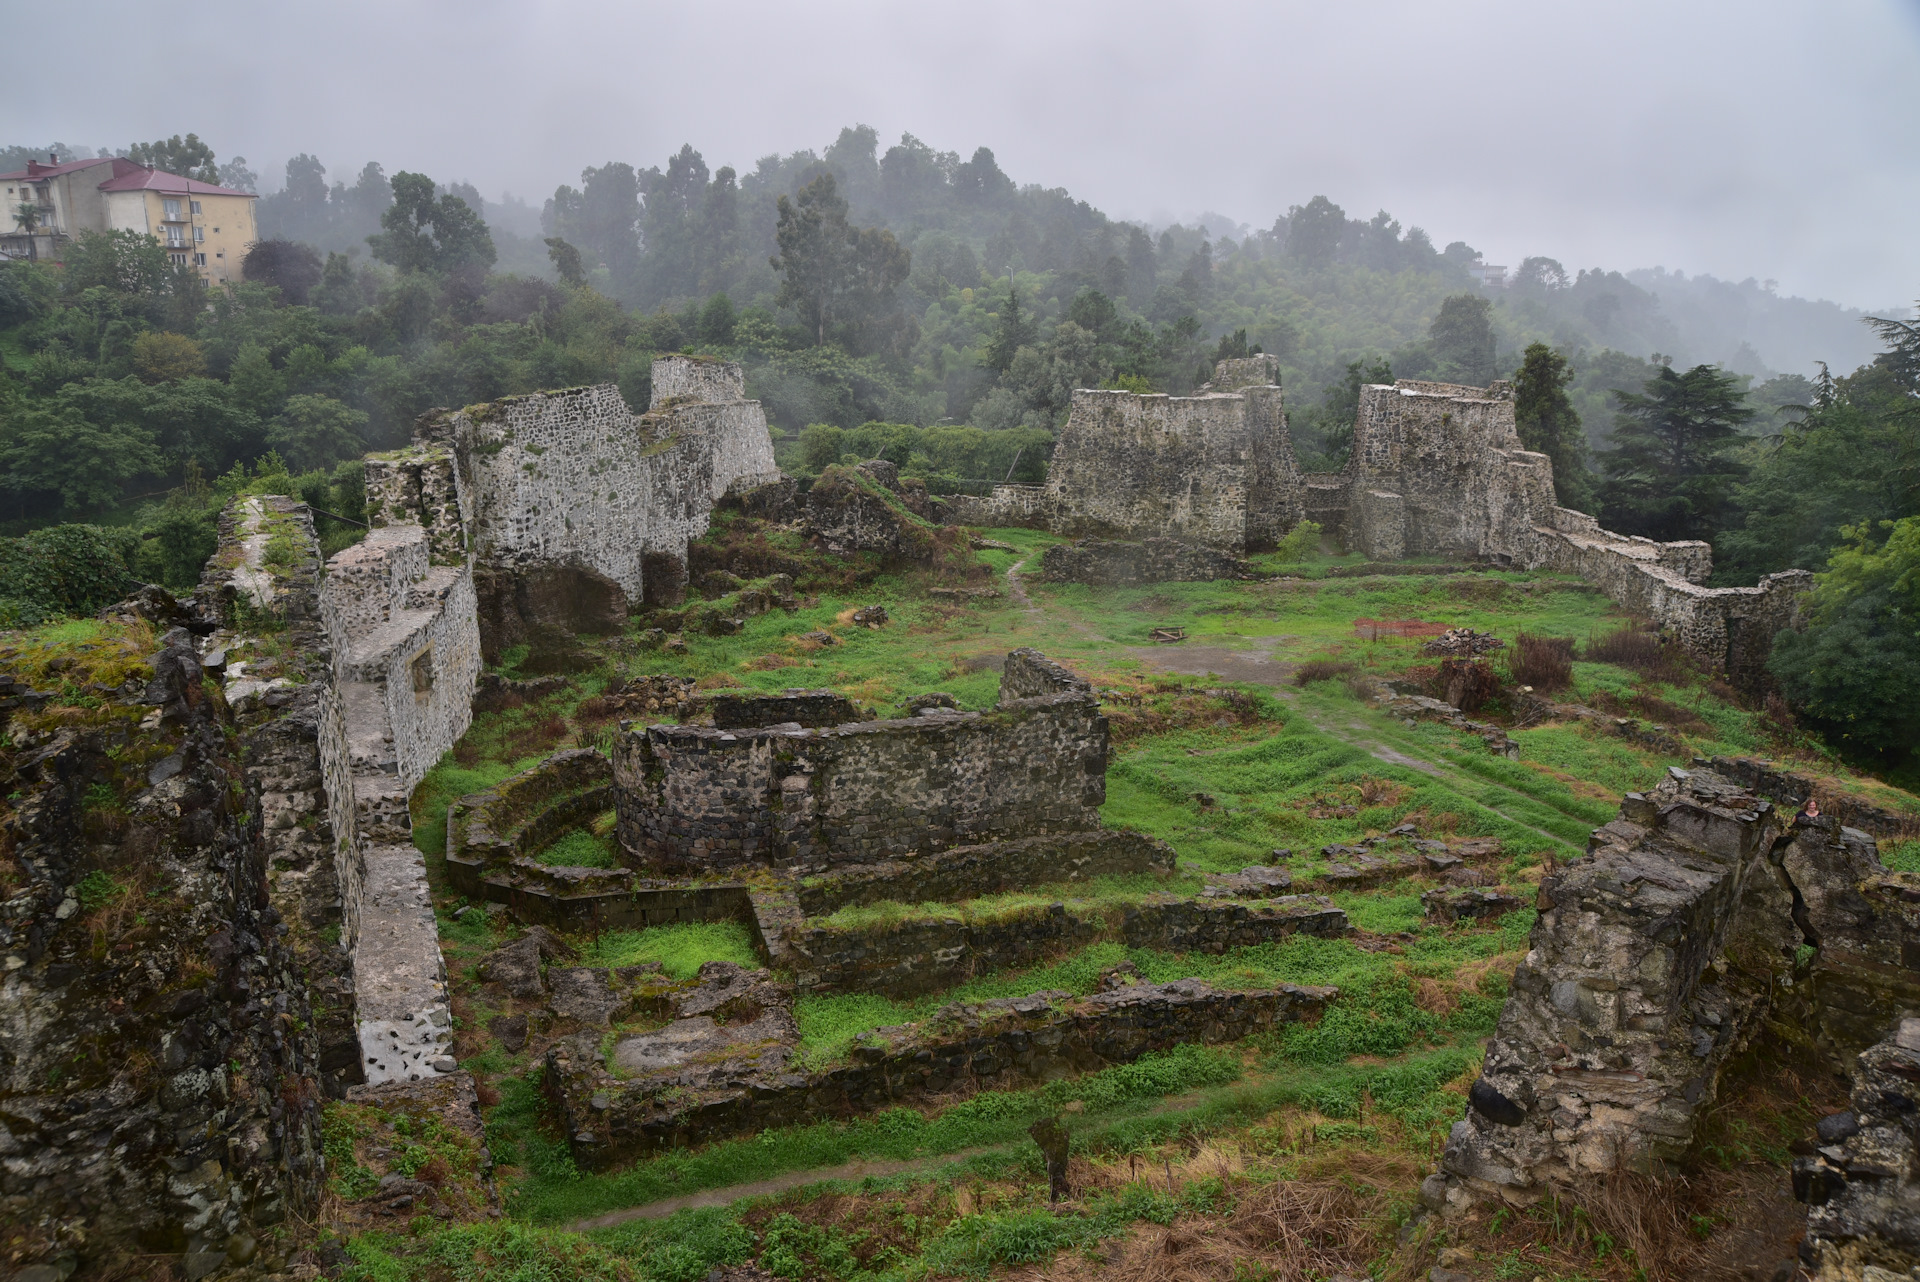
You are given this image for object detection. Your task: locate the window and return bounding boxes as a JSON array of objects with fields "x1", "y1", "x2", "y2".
[
  {"x1": 162, "y1": 198, "x2": 181, "y2": 220},
  {"x1": 190, "y1": 200, "x2": 201, "y2": 214},
  {"x1": 195, "y1": 253, "x2": 206, "y2": 266},
  {"x1": 194, "y1": 225, "x2": 203, "y2": 242}
]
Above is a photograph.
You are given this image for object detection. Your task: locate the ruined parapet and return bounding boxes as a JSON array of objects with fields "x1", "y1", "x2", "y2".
[
  {"x1": 651, "y1": 352, "x2": 745, "y2": 404},
  {"x1": 422, "y1": 360, "x2": 777, "y2": 653},
  {"x1": 1434, "y1": 765, "x2": 1803, "y2": 1209},
  {"x1": 0, "y1": 587, "x2": 328, "y2": 1276},
  {"x1": 322, "y1": 525, "x2": 480, "y2": 787},
  {"x1": 1039, "y1": 536, "x2": 1249, "y2": 586},
  {"x1": 1039, "y1": 369, "x2": 1304, "y2": 553},
  {"x1": 611, "y1": 649, "x2": 1107, "y2": 873},
  {"x1": 1205, "y1": 352, "x2": 1283, "y2": 392},
  {"x1": 1344, "y1": 379, "x2": 1557, "y2": 563},
  {"x1": 1795, "y1": 1020, "x2": 1920, "y2": 1278},
  {"x1": 1430, "y1": 760, "x2": 1920, "y2": 1215},
  {"x1": 1522, "y1": 509, "x2": 1811, "y2": 684},
  {"x1": 364, "y1": 425, "x2": 465, "y2": 564},
  {"x1": 197, "y1": 497, "x2": 364, "y2": 1096}
]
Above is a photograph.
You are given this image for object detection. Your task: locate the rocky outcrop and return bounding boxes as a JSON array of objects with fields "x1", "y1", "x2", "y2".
[
  {"x1": 1432, "y1": 758, "x2": 1920, "y2": 1215},
  {"x1": 1795, "y1": 1020, "x2": 1920, "y2": 1279},
  {"x1": 0, "y1": 597, "x2": 327, "y2": 1278}
]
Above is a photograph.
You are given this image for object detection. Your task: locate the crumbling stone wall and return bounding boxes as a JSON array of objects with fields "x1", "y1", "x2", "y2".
[
  {"x1": 612, "y1": 649, "x2": 1108, "y2": 873},
  {"x1": 547, "y1": 972, "x2": 1334, "y2": 1169},
  {"x1": 1039, "y1": 537, "x2": 1249, "y2": 586},
  {"x1": 795, "y1": 830, "x2": 1174, "y2": 916},
  {"x1": 0, "y1": 588, "x2": 328, "y2": 1277},
  {"x1": 198, "y1": 498, "x2": 365, "y2": 1098},
  {"x1": 369, "y1": 357, "x2": 779, "y2": 654},
  {"x1": 1432, "y1": 758, "x2": 1920, "y2": 1215},
  {"x1": 322, "y1": 525, "x2": 480, "y2": 788},
  {"x1": 445, "y1": 748, "x2": 614, "y2": 891},
  {"x1": 1795, "y1": 1020, "x2": 1920, "y2": 1279}
]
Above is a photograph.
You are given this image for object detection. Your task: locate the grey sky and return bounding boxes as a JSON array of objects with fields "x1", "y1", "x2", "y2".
[{"x1": 15, "y1": 0, "x2": 1918, "y2": 309}]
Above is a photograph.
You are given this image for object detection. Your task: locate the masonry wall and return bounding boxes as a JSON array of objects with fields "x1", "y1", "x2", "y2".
[
  {"x1": 198, "y1": 498, "x2": 366, "y2": 1097},
  {"x1": 613, "y1": 650, "x2": 1108, "y2": 873},
  {"x1": 1432, "y1": 759, "x2": 1919, "y2": 1214},
  {"x1": 432, "y1": 363, "x2": 777, "y2": 610},
  {"x1": 1344, "y1": 380, "x2": 1559, "y2": 562},
  {"x1": 1038, "y1": 381, "x2": 1303, "y2": 553}
]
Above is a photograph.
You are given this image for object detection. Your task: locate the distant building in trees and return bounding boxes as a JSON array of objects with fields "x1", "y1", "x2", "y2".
[{"x1": 1, "y1": 152, "x2": 257, "y2": 284}]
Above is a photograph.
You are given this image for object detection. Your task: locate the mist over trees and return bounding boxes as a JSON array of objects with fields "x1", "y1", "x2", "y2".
[{"x1": 1, "y1": 122, "x2": 1916, "y2": 765}]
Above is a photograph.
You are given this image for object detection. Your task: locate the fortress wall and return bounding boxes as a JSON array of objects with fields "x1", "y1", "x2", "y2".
[{"x1": 611, "y1": 651, "x2": 1108, "y2": 873}]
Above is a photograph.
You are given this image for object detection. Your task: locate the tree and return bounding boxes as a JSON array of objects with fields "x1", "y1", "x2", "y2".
[
  {"x1": 1770, "y1": 515, "x2": 1920, "y2": 760},
  {"x1": 1511, "y1": 342, "x2": 1594, "y2": 510},
  {"x1": 1429, "y1": 294, "x2": 1496, "y2": 385},
  {"x1": 310, "y1": 252, "x2": 362, "y2": 316},
  {"x1": 1287, "y1": 196, "x2": 1346, "y2": 268},
  {"x1": 1304, "y1": 357, "x2": 1392, "y2": 469},
  {"x1": 216, "y1": 156, "x2": 257, "y2": 193},
  {"x1": 12, "y1": 203, "x2": 39, "y2": 261},
  {"x1": 545, "y1": 237, "x2": 587, "y2": 287},
  {"x1": 1596, "y1": 363, "x2": 1754, "y2": 541},
  {"x1": 696, "y1": 293, "x2": 736, "y2": 346},
  {"x1": 266, "y1": 394, "x2": 368, "y2": 472},
  {"x1": 367, "y1": 172, "x2": 495, "y2": 276},
  {"x1": 126, "y1": 133, "x2": 219, "y2": 182},
  {"x1": 982, "y1": 284, "x2": 1037, "y2": 374},
  {"x1": 63, "y1": 229, "x2": 169, "y2": 299},
  {"x1": 0, "y1": 401, "x2": 161, "y2": 514},
  {"x1": 1718, "y1": 311, "x2": 1920, "y2": 580},
  {"x1": 770, "y1": 173, "x2": 909, "y2": 349},
  {"x1": 132, "y1": 331, "x2": 206, "y2": 383},
  {"x1": 242, "y1": 239, "x2": 323, "y2": 305}
]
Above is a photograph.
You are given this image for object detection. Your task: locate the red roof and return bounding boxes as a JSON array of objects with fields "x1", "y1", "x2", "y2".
[
  {"x1": 96, "y1": 167, "x2": 254, "y2": 198},
  {"x1": 0, "y1": 155, "x2": 253, "y2": 198},
  {"x1": 0, "y1": 155, "x2": 124, "y2": 182}
]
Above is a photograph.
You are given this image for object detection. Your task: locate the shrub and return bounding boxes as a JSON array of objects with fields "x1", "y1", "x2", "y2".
[
  {"x1": 0, "y1": 524, "x2": 142, "y2": 626},
  {"x1": 1585, "y1": 625, "x2": 1689, "y2": 683},
  {"x1": 1508, "y1": 632, "x2": 1574, "y2": 692},
  {"x1": 1293, "y1": 659, "x2": 1355, "y2": 687},
  {"x1": 1274, "y1": 518, "x2": 1323, "y2": 561}
]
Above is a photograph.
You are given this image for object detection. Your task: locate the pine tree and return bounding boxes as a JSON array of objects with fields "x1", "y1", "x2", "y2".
[
  {"x1": 1597, "y1": 363, "x2": 1754, "y2": 541},
  {"x1": 1512, "y1": 342, "x2": 1595, "y2": 511}
]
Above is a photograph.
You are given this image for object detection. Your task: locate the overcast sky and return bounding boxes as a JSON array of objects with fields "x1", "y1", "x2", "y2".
[{"x1": 15, "y1": 0, "x2": 1918, "y2": 309}]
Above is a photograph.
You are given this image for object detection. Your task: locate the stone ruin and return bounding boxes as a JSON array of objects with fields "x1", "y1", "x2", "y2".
[
  {"x1": 949, "y1": 356, "x2": 1810, "y2": 687},
  {"x1": 1423, "y1": 755, "x2": 1920, "y2": 1273},
  {"x1": 366, "y1": 354, "x2": 782, "y2": 658}
]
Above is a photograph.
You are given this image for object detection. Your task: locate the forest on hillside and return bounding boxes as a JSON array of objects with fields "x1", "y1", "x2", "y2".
[{"x1": 2, "y1": 127, "x2": 1917, "y2": 768}]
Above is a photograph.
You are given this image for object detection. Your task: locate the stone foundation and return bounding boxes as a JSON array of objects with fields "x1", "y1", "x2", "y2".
[
  {"x1": 1039, "y1": 537, "x2": 1250, "y2": 586},
  {"x1": 794, "y1": 830, "x2": 1174, "y2": 916},
  {"x1": 611, "y1": 648, "x2": 1108, "y2": 873},
  {"x1": 546, "y1": 969, "x2": 1335, "y2": 1170}
]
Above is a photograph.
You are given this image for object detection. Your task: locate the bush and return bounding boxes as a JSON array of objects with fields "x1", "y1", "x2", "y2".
[
  {"x1": 1508, "y1": 632, "x2": 1574, "y2": 691},
  {"x1": 1585, "y1": 625, "x2": 1690, "y2": 683},
  {"x1": 0, "y1": 524, "x2": 141, "y2": 626},
  {"x1": 1274, "y1": 518, "x2": 1323, "y2": 561},
  {"x1": 1293, "y1": 658, "x2": 1355, "y2": 687}
]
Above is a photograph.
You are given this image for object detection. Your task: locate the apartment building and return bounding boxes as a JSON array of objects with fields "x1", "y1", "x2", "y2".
[{"x1": 1, "y1": 153, "x2": 257, "y2": 285}]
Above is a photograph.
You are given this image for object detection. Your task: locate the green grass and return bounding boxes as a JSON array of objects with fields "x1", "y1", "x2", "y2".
[
  {"x1": 536, "y1": 829, "x2": 621, "y2": 869},
  {"x1": 580, "y1": 922, "x2": 761, "y2": 978},
  {"x1": 811, "y1": 871, "x2": 1198, "y2": 931}
]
